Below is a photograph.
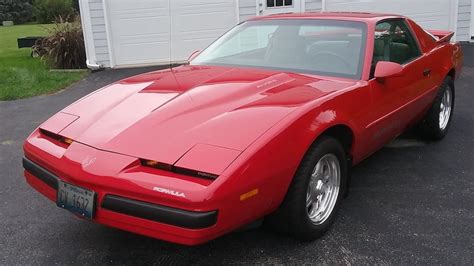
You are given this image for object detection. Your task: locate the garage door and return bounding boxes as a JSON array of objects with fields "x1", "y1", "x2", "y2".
[
  {"x1": 105, "y1": 0, "x2": 237, "y2": 67},
  {"x1": 325, "y1": 0, "x2": 457, "y2": 32},
  {"x1": 170, "y1": 1, "x2": 238, "y2": 61},
  {"x1": 106, "y1": 0, "x2": 171, "y2": 67}
]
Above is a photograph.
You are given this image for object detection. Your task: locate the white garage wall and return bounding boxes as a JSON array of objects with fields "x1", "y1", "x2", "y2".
[
  {"x1": 239, "y1": 0, "x2": 256, "y2": 21},
  {"x1": 106, "y1": 0, "x2": 172, "y2": 67},
  {"x1": 80, "y1": 0, "x2": 237, "y2": 68},
  {"x1": 79, "y1": 0, "x2": 111, "y2": 68},
  {"x1": 305, "y1": 0, "x2": 323, "y2": 11},
  {"x1": 170, "y1": 1, "x2": 238, "y2": 61},
  {"x1": 325, "y1": 0, "x2": 457, "y2": 29},
  {"x1": 80, "y1": 0, "x2": 472, "y2": 69},
  {"x1": 237, "y1": 0, "x2": 323, "y2": 21},
  {"x1": 324, "y1": 0, "x2": 472, "y2": 41},
  {"x1": 458, "y1": 0, "x2": 472, "y2": 41},
  {"x1": 236, "y1": 0, "x2": 472, "y2": 41},
  {"x1": 88, "y1": 0, "x2": 110, "y2": 67}
]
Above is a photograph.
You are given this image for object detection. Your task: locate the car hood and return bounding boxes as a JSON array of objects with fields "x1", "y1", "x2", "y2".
[{"x1": 47, "y1": 65, "x2": 356, "y2": 168}]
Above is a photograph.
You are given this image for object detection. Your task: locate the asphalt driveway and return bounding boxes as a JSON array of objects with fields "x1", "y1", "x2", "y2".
[{"x1": 1, "y1": 48, "x2": 473, "y2": 264}]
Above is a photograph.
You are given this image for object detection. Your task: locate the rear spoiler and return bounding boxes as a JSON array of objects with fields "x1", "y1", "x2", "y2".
[{"x1": 427, "y1": 30, "x2": 455, "y2": 44}]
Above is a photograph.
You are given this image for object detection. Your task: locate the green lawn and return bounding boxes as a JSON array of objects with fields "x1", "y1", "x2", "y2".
[{"x1": 0, "y1": 24, "x2": 87, "y2": 101}]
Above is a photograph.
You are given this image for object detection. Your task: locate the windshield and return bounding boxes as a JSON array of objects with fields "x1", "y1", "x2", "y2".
[{"x1": 191, "y1": 19, "x2": 367, "y2": 79}]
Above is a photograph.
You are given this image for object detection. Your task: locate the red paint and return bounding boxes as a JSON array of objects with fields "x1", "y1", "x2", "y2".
[
  {"x1": 374, "y1": 61, "x2": 404, "y2": 79},
  {"x1": 23, "y1": 13, "x2": 463, "y2": 245}
]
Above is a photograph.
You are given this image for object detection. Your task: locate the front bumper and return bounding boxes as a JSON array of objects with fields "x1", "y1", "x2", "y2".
[
  {"x1": 23, "y1": 157, "x2": 218, "y2": 230},
  {"x1": 22, "y1": 157, "x2": 224, "y2": 245}
]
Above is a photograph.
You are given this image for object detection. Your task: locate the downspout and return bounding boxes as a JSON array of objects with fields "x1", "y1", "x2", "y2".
[
  {"x1": 79, "y1": 0, "x2": 103, "y2": 70},
  {"x1": 451, "y1": 0, "x2": 459, "y2": 42},
  {"x1": 86, "y1": 60, "x2": 102, "y2": 70},
  {"x1": 470, "y1": 0, "x2": 474, "y2": 42}
]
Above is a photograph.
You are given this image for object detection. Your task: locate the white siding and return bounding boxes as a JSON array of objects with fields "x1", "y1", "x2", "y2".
[
  {"x1": 170, "y1": 0, "x2": 238, "y2": 61},
  {"x1": 239, "y1": 0, "x2": 256, "y2": 22},
  {"x1": 305, "y1": 0, "x2": 323, "y2": 11},
  {"x1": 457, "y1": 0, "x2": 472, "y2": 41},
  {"x1": 106, "y1": 0, "x2": 171, "y2": 66},
  {"x1": 324, "y1": 0, "x2": 472, "y2": 42},
  {"x1": 80, "y1": 0, "x2": 473, "y2": 69},
  {"x1": 85, "y1": 0, "x2": 110, "y2": 67}
]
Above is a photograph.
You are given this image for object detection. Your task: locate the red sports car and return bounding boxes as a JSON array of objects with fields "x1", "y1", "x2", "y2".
[{"x1": 23, "y1": 13, "x2": 463, "y2": 245}]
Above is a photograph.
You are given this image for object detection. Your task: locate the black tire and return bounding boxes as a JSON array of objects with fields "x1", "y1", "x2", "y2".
[
  {"x1": 416, "y1": 77, "x2": 455, "y2": 140},
  {"x1": 266, "y1": 136, "x2": 348, "y2": 240}
]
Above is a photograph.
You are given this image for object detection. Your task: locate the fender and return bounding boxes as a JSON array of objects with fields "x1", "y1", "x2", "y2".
[{"x1": 216, "y1": 104, "x2": 359, "y2": 219}]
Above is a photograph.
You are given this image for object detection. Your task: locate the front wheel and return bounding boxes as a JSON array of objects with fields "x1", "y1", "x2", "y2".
[
  {"x1": 416, "y1": 77, "x2": 455, "y2": 140},
  {"x1": 266, "y1": 136, "x2": 348, "y2": 240}
]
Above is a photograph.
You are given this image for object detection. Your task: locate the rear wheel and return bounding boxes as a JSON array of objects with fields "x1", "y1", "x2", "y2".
[
  {"x1": 416, "y1": 77, "x2": 455, "y2": 140},
  {"x1": 266, "y1": 136, "x2": 348, "y2": 240}
]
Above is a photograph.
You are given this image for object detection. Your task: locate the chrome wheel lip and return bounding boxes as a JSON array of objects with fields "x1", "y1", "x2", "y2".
[
  {"x1": 306, "y1": 153, "x2": 340, "y2": 225},
  {"x1": 439, "y1": 87, "x2": 452, "y2": 131}
]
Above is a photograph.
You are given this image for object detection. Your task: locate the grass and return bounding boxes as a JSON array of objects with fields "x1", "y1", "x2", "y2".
[{"x1": 0, "y1": 24, "x2": 87, "y2": 101}]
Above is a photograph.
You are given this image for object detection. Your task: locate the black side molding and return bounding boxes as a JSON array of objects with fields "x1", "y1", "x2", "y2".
[
  {"x1": 102, "y1": 195, "x2": 218, "y2": 229},
  {"x1": 22, "y1": 157, "x2": 59, "y2": 189}
]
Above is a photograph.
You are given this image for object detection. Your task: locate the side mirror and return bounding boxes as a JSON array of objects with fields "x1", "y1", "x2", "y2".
[
  {"x1": 374, "y1": 61, "x2": 404, "y2": 82},
  {"x1": 187, "y1": 50, "x2": 201, "y2": 62}
]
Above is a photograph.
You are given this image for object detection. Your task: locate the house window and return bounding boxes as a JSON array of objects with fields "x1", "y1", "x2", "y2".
[{"x1": 267, "y1": 0, "x2": 293, "y2": 8}]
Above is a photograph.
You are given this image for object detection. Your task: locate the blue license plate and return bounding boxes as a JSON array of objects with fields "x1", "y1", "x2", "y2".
[{"x1": 56, "y1": 181, "x2": 95, "y2": 219}]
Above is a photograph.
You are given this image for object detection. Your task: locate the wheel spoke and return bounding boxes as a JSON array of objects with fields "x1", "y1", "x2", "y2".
[
  {"x1": 306, "y1": 197, "x2": 313, "y2": 208},
  {"x1": 312, "y1": 161, "x2": 322, "y2": 178}
]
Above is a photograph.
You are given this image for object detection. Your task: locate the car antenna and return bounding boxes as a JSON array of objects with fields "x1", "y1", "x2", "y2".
[
  {"x1": 167, "y1": 1, "x2": 182, "y2": 90},
  {"x1": 168, "y1": 0, "x2": 173, "y2": 71}
]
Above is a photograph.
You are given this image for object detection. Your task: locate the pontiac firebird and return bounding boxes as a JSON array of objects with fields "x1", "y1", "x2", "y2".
[{"x1": 23, "y1": 13, "x2": 463, "y2": 245}]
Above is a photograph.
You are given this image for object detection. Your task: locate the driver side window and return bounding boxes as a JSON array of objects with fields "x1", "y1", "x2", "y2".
[{"x1": 371, "y1": 19, "x2": 421, "y2": 77}]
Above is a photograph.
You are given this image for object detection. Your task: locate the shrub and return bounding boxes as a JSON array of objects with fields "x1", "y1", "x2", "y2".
[
  {"x1": 0, "y1": 0, "x2": 33, "y2": 24},
  {"x1": 34, "y1": 16, "x2": 86, "y2": 69},
  {"x1": 33, "y1": 0, "x2": 74, "y2": 24},
  {"x1": 72, "y1": 0, "x2": 79, "y2": 13}
]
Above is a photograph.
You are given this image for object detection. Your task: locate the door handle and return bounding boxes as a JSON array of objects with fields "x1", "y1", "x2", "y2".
[{"x1": 423, "y1": 69, "x2": 432, "y2": 76}]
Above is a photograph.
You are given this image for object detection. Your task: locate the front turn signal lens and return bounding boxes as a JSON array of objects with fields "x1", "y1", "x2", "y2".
[{"x1": 240, "y1": 188, "x2": 259, "y2": 201}]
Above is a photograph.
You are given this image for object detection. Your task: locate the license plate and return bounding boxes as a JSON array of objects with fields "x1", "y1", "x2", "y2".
[{"x1": 57, "y1": 181, "x2": 96, "y2": 219}]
